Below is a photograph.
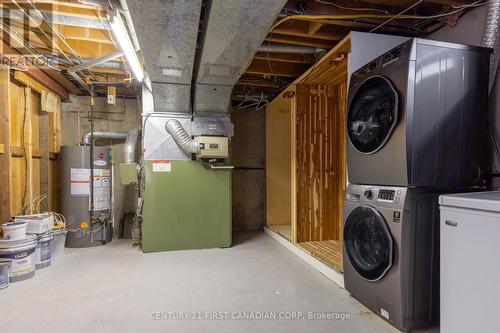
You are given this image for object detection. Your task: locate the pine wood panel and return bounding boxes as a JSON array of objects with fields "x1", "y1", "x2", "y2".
[
  {"x1": 5, "y1": 73, "x2": 61, "y2": 220},
  {"x1": 298, "y1": 240, "x2": 343, "y2": 272},
  {"x1": 266, "y1": 86, "x2": 297, "y2": 232},
  {"x1": 296, "y1": 81, "x2": 347, "y2": 243}
]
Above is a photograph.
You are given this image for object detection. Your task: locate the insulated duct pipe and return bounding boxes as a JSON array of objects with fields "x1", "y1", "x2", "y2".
[
  {"x1": 482, "y1": 0, "x2": 500, "y2": 92},
  {"x1": 124, "y1": 128, "x2": 141, "y2": 164},
  {"x1": 165, "y1": 119, "x2": 200, "y2": 154}
]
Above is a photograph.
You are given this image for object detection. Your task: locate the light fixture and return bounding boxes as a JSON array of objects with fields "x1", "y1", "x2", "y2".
[{"x1": 108, "y1": 9, "x2": 144, "y2": 82}]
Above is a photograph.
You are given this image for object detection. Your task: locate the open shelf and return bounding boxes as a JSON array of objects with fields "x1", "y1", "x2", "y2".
[
  {"x1": 266, "y1": 36, "x2": 350, "y2": 270},
  {"x1": 297, "y1": 240, "x2": 343, "y2": 273}
]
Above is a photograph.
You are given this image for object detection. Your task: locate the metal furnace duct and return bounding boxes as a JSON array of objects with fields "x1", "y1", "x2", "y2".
[
  {"x1": 194, "y1": 0, "x2": 288, "y2": 114},
  {"x1": 127, "y1": 0, "x2": 202, "y2": 114}
]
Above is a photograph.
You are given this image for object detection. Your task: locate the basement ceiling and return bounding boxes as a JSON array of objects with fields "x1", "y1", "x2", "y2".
[
  {"x1": 0, "y1": 0, "x2": 486, "y2": 103},
  {"x1": 232, "y1": 0, "x2": 487, "y2": 106},
  {"x1": 0, "y1": 0, "x2": 138, "y2": 97}
]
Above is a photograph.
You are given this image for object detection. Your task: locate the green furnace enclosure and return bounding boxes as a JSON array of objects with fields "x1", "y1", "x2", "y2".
[{"x1": 141, "y1": 160, "x2": 232, "y2": 252}]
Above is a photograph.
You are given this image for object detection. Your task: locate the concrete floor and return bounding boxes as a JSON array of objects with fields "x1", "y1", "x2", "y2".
[{"x1": 0, "y1": 231, "x2": 399, "y2": 333}]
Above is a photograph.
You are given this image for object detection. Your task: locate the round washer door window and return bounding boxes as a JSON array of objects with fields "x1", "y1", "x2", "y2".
[
  {"x1": 347, "y1": 75, "x2": 398, "y2": 154},
  {"x1": 344, "y1": 206, "x2": 393, "y2": 281}
]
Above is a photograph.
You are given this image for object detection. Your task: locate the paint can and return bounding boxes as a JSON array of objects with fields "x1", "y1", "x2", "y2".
[
  {"x1": 0, "y1": 260, "x2": 10, "y2": 289},
  {"x1": 50, "y1": 229, "x2": 67, "y2": 260},
  {"x1": 35, "y1": 233, "x2": 53, "y2": 269},
  {"x1": 0, "y1": 235, "x2": 37, "y2": 282},
  {"x1": 1, "y1": 222, "x2": 27, "y2": 240}
]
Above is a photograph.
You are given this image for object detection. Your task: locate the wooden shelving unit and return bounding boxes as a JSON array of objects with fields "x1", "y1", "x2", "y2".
[{"x1": 266, "y1": 35, "x2": 350, "y2": 271}]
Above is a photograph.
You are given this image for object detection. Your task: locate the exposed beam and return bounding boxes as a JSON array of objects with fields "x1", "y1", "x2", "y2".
[
  {"x1": 265, "y1": 34, "x2": 335, "y2": 48},
  {"x1": 56, "y1": 25, "x2": 113, "y2": 45},
  {"x1": 254, "y1": 52, "x2": 315, "y2": 64},
  {"x1": 235, "y1": 80, "x2": 281, "y2": 89},
  {"x1": 272, "y1": 27, "x2": 343, "y2": 41},
  {"x1": 307, "y1": 22, "x2": 324, "y2": 35},
  {"x1": 32, "y1": 0, "x2": 103, "y2": 10},
  {"x1": 246, "y1": 58, "x2": 308, "y2": 78},
  {"x1": 287, "y1": 18, "x2": 417, "y2": 35},
  {"x1": 1, "y1": 41, "x2": 70, "y2": 100},
  {"x1": 55, "y1": 39, "x2": 118, "y2": 59}
]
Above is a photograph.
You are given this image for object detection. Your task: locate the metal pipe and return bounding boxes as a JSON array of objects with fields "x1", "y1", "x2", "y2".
[
  {"x1": 44, "y1": 55, "x2": 127, "y2": 71},
  {"x1": 482, "y1": 0, "x2": 500, "y2": 92},
  {"x1": 258, "y1": 43, "x2": 326, "y2": 54},
  {"x1": 81, "y1": 129, "x2": 140, "y2": 164},
  {"x1": 82, "y1": 131, "x2": 129, "y2": 146},
  {"x1": 124, "y1": 128, "x2": 141, "y2": 164},
  {"x1": 68, "y1": 52, "x2": 124, "y2": 73},
  {"x1": 482, "y1": 0, "x2": 500, "y2": 165},
  {"x1": 165, "y1": 119, "x2": 200, "y2": 154},
  {"x1": 90, "y1": 86, "x2": 95, "y2": 224}
]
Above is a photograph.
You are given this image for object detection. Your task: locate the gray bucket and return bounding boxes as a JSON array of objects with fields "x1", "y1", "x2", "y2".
[
  {"x1": 0, "y1": 235, "x2": 37, "y2": 282},
  {"x1": 50, "y1": 229, "x2": 67, "y2": 260},
  {"x1": 35, "y1": 233, "x2": 53, "y2": 269},
  {"x1": 0, "y1": 260, "x2": 10, "y2": 289}
]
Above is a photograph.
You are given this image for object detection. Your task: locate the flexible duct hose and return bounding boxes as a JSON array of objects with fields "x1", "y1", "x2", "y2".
[
  {"x1": 165, "y1": 119, "x2": 200, "y2": 154},
  {"x1": 482, "y1": 0, "x2": 500, "y2": 164},
  {"x1": 124, "y1": 128, "x2": 141, "y2": 164},
  {"x1": 482, "y1": 0, "x2": 500, "y2": 92}
]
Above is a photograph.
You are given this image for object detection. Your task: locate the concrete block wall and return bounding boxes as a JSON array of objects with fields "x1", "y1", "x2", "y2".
[{"x1": 61, "y1": 94, "x2": 141, "y2": 235}]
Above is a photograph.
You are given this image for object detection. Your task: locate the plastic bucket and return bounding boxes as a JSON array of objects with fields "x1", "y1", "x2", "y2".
[
  {"x1": 2, "y1": 222, "x2": 27, "y2": 240},
  {"x1": 0, "y1": 260, "x2": 10, "y2": 289},
  {"x1": 51, "y1": 229, "x2": 67, "y2": 260},
  {"x1": 35, "y1": 233, "x2": 53, "y2": 269},
  {"x1": 0, "y1": 235, "x2": 37, "y2": 282}
]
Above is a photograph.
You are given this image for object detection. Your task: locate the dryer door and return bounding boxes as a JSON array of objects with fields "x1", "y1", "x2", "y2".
[
  {"x1": 344, "y1": 205, "x2": 393, "y2": 281},
  {"x1": 347, "y1": 75, "x2": 398, "y2": 154}
]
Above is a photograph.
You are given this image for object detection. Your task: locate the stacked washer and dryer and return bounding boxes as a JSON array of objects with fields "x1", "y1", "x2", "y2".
[{"x1": 343, "y1": 38, "x2": 491, "y2": 331}]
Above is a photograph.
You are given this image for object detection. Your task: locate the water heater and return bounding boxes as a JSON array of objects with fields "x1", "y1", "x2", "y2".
[{"x1": 61, "y1": 145, "x2": 113, "y2": 247}]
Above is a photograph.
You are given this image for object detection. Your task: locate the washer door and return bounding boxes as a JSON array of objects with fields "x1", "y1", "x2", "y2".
[
  {"x1": 344, "y1": 205, "x2": 393, "y2": 281},
  {"x1": 347, "y1": 75, "x2": 398, "y2": 154}
]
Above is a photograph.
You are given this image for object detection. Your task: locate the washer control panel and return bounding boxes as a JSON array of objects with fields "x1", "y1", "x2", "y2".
[
  {"x1": 346, "y1": 184, "x2": 405, "y2": 209},
  {"x1": 378, "y1": 190, "x2": 395, "y2": 201}
]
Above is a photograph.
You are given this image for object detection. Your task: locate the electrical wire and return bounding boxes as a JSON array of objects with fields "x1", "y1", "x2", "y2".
[
  {"x1": 313, "y1": 0, "x2": 390, "y2": 15},
  {"x1": 272, "y1": 1, "x2": 490, "y2": 32},
  {"x1": 370, "y1": 0, "x2": 424, "y2": 33}
]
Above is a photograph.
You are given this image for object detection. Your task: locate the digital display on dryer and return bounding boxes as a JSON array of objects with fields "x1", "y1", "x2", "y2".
[{"x1": 378, "y1": 190, "x2": 395, "y2": 201}]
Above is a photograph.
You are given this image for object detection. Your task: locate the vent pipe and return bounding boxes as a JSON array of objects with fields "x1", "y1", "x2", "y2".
[
  {"x1": 82, "y1": 130, "x2": 140, "y2": 164},
  {"x1": 124, "y1": 128, "x2": 141, "y2": 164},
  {"x1": 482, "y1": 0, "x2": 500, "y2": 92},
  {"x1": 257, "y1": 43, "x2": 326, "y2": 54},
  {"x1": 82, "y1": 131, "x2": 128, "y2": 146},
  {"x1": 165, "y1": 119, "x2": 200, "y2": 154}
]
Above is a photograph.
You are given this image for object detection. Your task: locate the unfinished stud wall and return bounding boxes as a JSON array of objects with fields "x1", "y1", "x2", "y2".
[
  {"x1": 295, "y1": 83, "x2": 347, "y2": 243},
  {"x1": 0, "y1": 69, "x2": 62, "y2": 223},
  {"x1": 61, "y1": 95, "x2": 141, "y2": 234}
]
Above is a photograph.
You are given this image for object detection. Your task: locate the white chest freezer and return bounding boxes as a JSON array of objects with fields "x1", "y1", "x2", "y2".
[{"x1": 439, "y1": 191, "x2": 500, "y2": 333}]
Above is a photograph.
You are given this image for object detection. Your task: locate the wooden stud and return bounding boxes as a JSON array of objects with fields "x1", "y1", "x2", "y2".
[
  {"x1": 23, "y1": 87, "x2": 33, "y2": 214},
  {"x1": 0, "y1": 68, "x2": 11, "y2": 223},
  {"x1": 40, "y1": 101, "x2": 49, "y2": 212},
  {"x1": 307, "y1": 22, "x2": 324, "y2": 35}
]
